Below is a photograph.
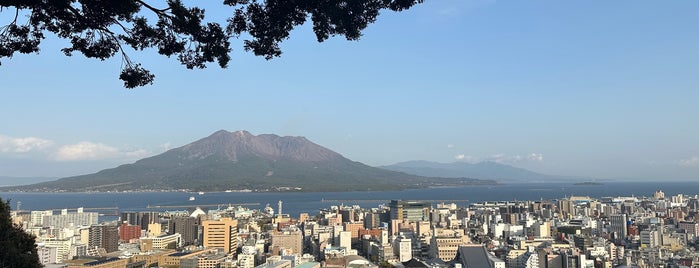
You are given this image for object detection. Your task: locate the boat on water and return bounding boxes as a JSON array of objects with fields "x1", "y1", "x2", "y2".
[
  {"x1": 198, "y1": 191, "x2": 205, "y2": 195},
  {"x1": 189, "y1": 196, "x2": 195, "y2": 201}
]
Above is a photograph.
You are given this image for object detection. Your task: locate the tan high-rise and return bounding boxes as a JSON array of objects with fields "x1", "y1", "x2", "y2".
[{"x1": 202, "y1": 217, "x2": 238, "y2": 254}]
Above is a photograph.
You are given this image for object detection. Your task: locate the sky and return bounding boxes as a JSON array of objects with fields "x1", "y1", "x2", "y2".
[{"x1": 0, "y1": 0, "x2": 698, "y2": 180}]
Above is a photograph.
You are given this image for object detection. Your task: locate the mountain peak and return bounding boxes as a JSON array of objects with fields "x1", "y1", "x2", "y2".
[
  {"x1": 13, "y1": 132, "x2": 497, "y2": 192},
  {"x1": 181, "y1": 130, "x2": 342, "y2": 162}
]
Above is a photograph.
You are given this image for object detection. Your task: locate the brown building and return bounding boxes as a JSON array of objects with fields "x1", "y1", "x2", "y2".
[
  {"x1": 89, "y1": 225, "x2": 119, "y2": 253},
  {"x1": 119, "y1": 223, "x2": 141, "y2": 242},
  {"x1": 343, "y1": 222, "x2": 364, "y2": 241},
  {"x1": 271, "y1": 230, "x2": 303, "y2": 255}
]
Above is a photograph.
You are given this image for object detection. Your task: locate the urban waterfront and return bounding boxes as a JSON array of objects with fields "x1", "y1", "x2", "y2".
[{"x1": 3, "y1": 181, "x2": 699, "y2": 217}]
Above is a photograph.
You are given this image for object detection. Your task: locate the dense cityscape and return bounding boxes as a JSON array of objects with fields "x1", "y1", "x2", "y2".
[{"x1": 6, "y1": 190, "x2": 699, "y2": 268}]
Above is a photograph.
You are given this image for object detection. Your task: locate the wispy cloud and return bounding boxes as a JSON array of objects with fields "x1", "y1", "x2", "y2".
[
  {"x1": 454, "y1": 152, "x2": 544, "y2": 164},
  {"x1": 160, "y1": 142, "x2": 172, "y2": 151},
  {"x1": 0, "y1": 134, "x2": 53, "y2": 153},
  {"x1": 679, "y1": 156, "x2": 699, "y2": 167},
  {"x1": 52, "y1": 141, "x2": 148, "y2": 161},
  {"x1": 486, "y1": 153, "x2": 544, "y2": 164},
  {"x1": 454, "y1": 154, "x2": 478, "y2": 162}
]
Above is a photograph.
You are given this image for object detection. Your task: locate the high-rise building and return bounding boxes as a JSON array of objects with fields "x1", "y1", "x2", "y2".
[
  {"x1": 88, "y1": 225, "x2": 119, "y2": 253},
  {"x1": 271, "y1": 230, "x2": 303, "y2": 255},
  {"x1": 394, "y1": 236, "x2": 412, "y2": 262},
  {"x1": 339, "y1": 231, "x2": 351, "y2": 250},
  {"x1": 43, "y1": 210, "x2": 98, "y2": 229},
  {"x1": 31, "y1": 210, "x2": 53, "y2": 227},
  {"x1": 609, "y1": 214, "x2": 628, "y2": 239},
  {"x1": 120, "y1": 211, "x2": 159, "y2": 230},
  {"x1": 119, "y1": 223, "x2": 141, "y2": 241},
  {"x1": 389, "y1": 200, "x2": 430, "y2": 223},
  {"x1": 202, "y1": 217, "x2": 238, "y2": 254},
  {"x1": 169, "y1": 216, "x2": 199, "y2": 245}
]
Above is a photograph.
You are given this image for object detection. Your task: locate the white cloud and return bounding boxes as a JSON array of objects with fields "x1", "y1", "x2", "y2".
[
  {"x1": 527, "y1": 153, "x2": 544, "y2": 162},
  {"x1": 0, "y1": 134, "x2": 53, "y2": 153},
  {"x1": 679, "y1": 156, "x2": 699, "y2": 167},
  {"x1": 160, "y1": 142, "x2": 172, "y2": 151},
  {"x1": 454, "y1": 154, "x2": 478, "y2": 163},
  {"x1": 52, "y1": 141, "x2": 148, "y2": 161},
  {"x1": 485, "y1": 153, "x2": 544, "y2": 164}
]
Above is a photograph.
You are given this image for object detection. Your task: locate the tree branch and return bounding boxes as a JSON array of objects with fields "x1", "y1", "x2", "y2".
[{"x1": 136, "y1": 0, "x2": 172, "y2": 17}]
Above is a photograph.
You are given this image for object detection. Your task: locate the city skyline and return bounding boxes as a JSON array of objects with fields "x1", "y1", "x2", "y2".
[{"x1": 1, "y1": 1, "x2": 698, "y2": 180}]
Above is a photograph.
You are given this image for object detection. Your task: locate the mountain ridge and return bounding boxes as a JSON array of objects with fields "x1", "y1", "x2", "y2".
[
  {"x1": 5, "y1": 130, "x2": 496, "y2": 192},
  {"x1": 380, "y1": 160, "x2": 582, "y2": 182}
]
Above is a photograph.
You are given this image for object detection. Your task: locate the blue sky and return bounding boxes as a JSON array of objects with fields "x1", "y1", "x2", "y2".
[{"x1": 1, "y1": 0, "x2": 698, "y2": 180}]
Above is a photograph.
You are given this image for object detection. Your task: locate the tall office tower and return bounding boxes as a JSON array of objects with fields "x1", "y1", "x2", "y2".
[
  {"x1": 394, "y1": 236, "x2": 412, "y2": 262},
  {"x1": 31, "y1": 210, "x2": 53, "y2": 226},
  {"x1": 389, "y1": 200, "x2": 430, "y2": 222},
  {"x1": 364, "y1": 212, "x2": 381, "y2": 229},
  {"x1": 202, "y1": 217, "x2": 238, "y2": 254},
  {"x1": 339, "y1": 231, "x2": 351, "y2": 250},
  {"x1": 339, "y1": 209, "x2": 354, "y2": 223},
  {"x1": 169, "y1": 216, "x2": 199, "y2": 245},
  {"x1": 88, "y1": 225, "x2": 119, "y2": 253},
  {"x1": 120, "y1": 211, "x2": 159, "y2": 230},
  {"x1": 609, "y1": 214, "x2": 628, "y2": 239}
]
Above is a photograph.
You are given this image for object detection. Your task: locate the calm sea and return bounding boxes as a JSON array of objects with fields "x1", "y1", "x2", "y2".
[{"x1": 2, "y1": 181, "x2": 698, "y2": 219}]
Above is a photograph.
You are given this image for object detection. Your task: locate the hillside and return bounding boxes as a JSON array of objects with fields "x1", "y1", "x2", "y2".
[
  {"x1": 8, "y1": 130, "x2": 495, "y2": 192},
  {"x1": 380, "y1": 160, "x2": 580, "y2": 183}
]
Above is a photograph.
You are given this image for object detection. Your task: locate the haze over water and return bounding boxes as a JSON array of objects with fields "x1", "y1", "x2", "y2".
[{"x1": 3, "y1": 181, "x2": 698, "y2": 218}]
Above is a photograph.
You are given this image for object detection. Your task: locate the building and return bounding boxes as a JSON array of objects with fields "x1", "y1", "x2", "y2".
[
  {"x1": 169, "y1": 216, "x2": 199, "y2": 245},
  {"x1": 88, "y1": 225, "x2": 119, "y2": 253},
  {"x1": 181, "y1": 252, "x2": 228, "y2": 268},
  {"x1": 431, "y1": 236, "x2": 468, "y2": 261},
  {"x1": 160, "y1": 250, "x2": 218, "y2": 267},
  {"x1": 202, "y1": 217, "x2": 238, "y2": 254},
  {"x1": 452, "y1": 245, "x2": 505, "y2": 268},
  {"x1": 339, "y1": 231, "x2": 351, "y2": 250},
  {"x1": 609, "y1": 214, "x2": 628, "y2": 239},
  {"x1": 43, "y1": 209, "x2": 98, "y2": 229},
  {"x1": 119, "y1": 223, "x2": 141, "y2": 241},
  {"x1": 271, "y1": 230, "x2": 303, "y2": 255},
  {"x1": 389, "y1": 200, "x2": 430, "y2": 223},
  {"x1": 140, "y1": 233, "x2": 183, "y2": 251},
  {"x1": 394, "y1": 236, "x2": 412, "y2": 262},
  {"x1": 37, "y1": 245, "x2": 59, "y2": 265},
  {"x1": 120, "y1": 211, "x2": 159, "y2": 230},
  {"x1": 65, "y1": 257, "x2": 128, "y2": 268}
]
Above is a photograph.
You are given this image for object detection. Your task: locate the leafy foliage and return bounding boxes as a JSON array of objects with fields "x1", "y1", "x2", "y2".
[
  {"x1": 0, "y1": 0, "x2": 424, "y2": 88},
  {"x1": 0, "y1": 198, "x2": 41, "y2": 268}
]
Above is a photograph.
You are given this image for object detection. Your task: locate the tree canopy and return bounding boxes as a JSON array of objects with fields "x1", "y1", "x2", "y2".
[
  {"x1": 0, "y1": 198, "x2": 41, "y2": 268},
  {"x1": 0, "y1": 0, "x2": 424, "y2": 88}
]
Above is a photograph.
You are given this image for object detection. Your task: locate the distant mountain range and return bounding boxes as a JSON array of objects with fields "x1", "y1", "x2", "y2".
[
  {"x1": 0, "y1": 176, "x2": 56, "y2": 187},
  {"x1": 5, "y1": 130, "x2": 495, "y2": 192},
  {"x1": 380, "y1": 160, "x2": 581, "y2": 183}
]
